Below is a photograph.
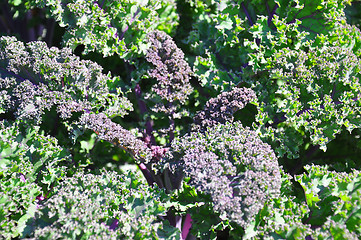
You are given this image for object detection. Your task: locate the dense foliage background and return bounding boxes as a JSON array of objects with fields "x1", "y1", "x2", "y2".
[{"x1": 1, "y1": 0, "x2": 361, "y2": 239}]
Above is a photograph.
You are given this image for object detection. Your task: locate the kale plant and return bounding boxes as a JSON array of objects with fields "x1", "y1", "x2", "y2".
[
  {"x1": 0, "y1": 120, "x2": 69, "y2": 238},
  {"x1": 165, "y1": 121, "x2": 281, "y2": 238},
  {"x1": 1, "y1": 0, "x2": 361, "y2": 239},
  {"x1": 26, "y1": 170, "x2": 180, "y2": 239}
]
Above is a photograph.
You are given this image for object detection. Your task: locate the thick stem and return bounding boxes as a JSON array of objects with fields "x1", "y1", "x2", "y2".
[
  {"x1": 135, "y1": 84, "x2": 156, "y2": 145},
  {"x1": 181, "y1": 214, "x2": 193, "y2": 240},
  {"x1": 287, "y1": 9, "x2": 302, "y2": 25},
  {"x1": 138, "y1": 163, "x2": 155, "y2": 185}
]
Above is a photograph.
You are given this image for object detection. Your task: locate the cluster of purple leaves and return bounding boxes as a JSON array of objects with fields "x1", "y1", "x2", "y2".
[
  {"x1": 133, "y1": 29, "x2": 194, "y2": 144},
  {"x1": 145, "y1": 29, "x2": 193, "y2": 110},
  {"x1": 167, "y1": 121, "x2": 281, "y2": 228}
]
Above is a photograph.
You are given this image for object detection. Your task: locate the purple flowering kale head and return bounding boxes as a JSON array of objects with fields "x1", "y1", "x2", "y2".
[
  {"x1": 192, "y1": 87, "x2": 257, "y2": 132},
  {"x1": 166, "y1": 121, "x2": 281, "y2": 228},
  {"x1": 145, "y1": 30, "x2": 193, "y2": 115}
]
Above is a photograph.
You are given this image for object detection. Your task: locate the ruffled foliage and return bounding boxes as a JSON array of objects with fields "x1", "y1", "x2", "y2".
[
  {"x1": 145, "y1": 30, "x2": 193, "y2": 113},
  {"x1": 2, "y1": 0, "x2": 361, "y2": 239},
  {"x1": 247, "y1": 165, "x2": 361, "y2": 239},
  {"x1": 17, "y1": 0, "x2": 179, "y2": 58},
  {"x1": 166, "y1": 121, "x2": 281, "y2": 232},
  {"x1": 26, "y1": 170, "x2": 180, "y2": 240},
  {"x1": 183, "y1": 0, "x2": 361, "y2": 158},
  {"x1": 0, "y1": 36, "x2": 149, "y2": 165},
  {"x1": 0, "y1": 36, "x2": 132, "y2": 123},
  {"x1": 141, "y1": 30, "x2": 193, "y2": 141},
  {"x1": 0, "y1": 120, "x2": 69, "y2": 239}
]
